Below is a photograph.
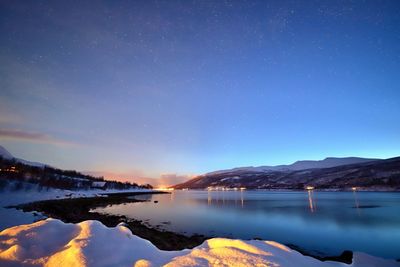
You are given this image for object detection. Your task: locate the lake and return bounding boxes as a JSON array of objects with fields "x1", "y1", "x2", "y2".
[{"x1": 92, "y1": 190, "x2": 400, "y2": 260}]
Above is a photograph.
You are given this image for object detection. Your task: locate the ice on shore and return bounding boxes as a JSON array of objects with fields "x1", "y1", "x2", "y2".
[{"x1": 0, "y1": 219, "x2": 399, "y2": 267}]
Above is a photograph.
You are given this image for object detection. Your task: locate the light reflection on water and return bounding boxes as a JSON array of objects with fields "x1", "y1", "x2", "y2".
[
  {"x1": 93, "y1": 190, "x2": 400, "y2": 259},
  {"x1": 307, "y1": 189, "x2": 315, "y2": 212},
  {"x1": 207, "y1": 190, "x2": 245, "y2": 207}
]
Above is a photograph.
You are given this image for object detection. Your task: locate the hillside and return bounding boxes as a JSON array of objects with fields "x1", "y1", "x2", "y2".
[
  {"x1": 173, "y1": 157, "x2": 400, "y2": 191},
  {"x1": 206, "y1": 157, "x2": 380, "y2": 175},
  {"x1": 0, "y1": 146, "x2": 152, "y2": 191}
]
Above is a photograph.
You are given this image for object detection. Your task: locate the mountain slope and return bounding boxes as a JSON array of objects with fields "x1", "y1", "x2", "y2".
[
  {"x1": 206, "y1": 157, "x2": 380, "y2": 175},
  {"x1": 174, "y1": 157, "x2": 400, "y2": 190},
  {"x1": 285, "y1": 157, "x2": 380, "y2": 170},
  {"x1": 0, "y1": 147, "x2": 151, "y2": 191},
  {"x1": 0, "y1": 145, "x2": 47, "y2": 167},
  {"x1": 0, "y1": 145, "x2": 13, "y2": 159}
]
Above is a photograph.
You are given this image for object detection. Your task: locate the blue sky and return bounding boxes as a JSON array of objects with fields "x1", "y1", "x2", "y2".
[{"x1": 1, "y1": 0, "x2": 399, "y2": 182}]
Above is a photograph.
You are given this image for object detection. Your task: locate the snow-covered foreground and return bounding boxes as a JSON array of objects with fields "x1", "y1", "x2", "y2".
[{"x1": 0, "y1": 219, "x2": 398, "y2": 267}]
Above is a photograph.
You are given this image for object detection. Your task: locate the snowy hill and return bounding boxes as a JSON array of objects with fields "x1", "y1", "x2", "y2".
[
  {"x1": 0, "y1": 145, "x2": 13, "y2": 159},
  {"x1": 0, "y1": 145, "x2": 47, "y2": 168},
  {"x1": 0, "y1": 145, "x2": 151, "y2": 191}
]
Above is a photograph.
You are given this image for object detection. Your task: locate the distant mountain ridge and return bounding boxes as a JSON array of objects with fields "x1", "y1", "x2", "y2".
[
  {"x1": 174, "y1": 156, "x2": 400, "y2": 191},
  {"x1": 206, "y1": 157, "x2": 380, "y2": 175}
]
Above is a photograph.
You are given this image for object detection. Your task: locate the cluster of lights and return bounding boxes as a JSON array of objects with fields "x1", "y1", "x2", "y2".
[
  {"x1": 207, "y1": 187, "x2": 246, "y2": 191},
  {"x1": 155, "y1": 187, "x2": 174, "y2": 191},
  {"x1": 0, "y1": 166, "x2": 18, "y2": 173},
  {"x1": 305, "y1": 186, "x2": 359, "y2": 191}
]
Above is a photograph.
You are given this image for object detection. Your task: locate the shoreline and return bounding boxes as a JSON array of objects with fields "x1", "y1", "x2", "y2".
[
  {"x1": 175, "y1": 188, "x2": 400, "y2": 192},
  {"x1": 9, "y1": 191, "x2": 207, "y2": 251},
  {"x1": 8, "y1": 190, "x2": 361, "y2": 264}
]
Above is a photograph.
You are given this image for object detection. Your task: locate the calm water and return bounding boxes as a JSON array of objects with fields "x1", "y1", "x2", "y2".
[{"x1": 93, "y1": 190, "x2": 400, "y2": 259}]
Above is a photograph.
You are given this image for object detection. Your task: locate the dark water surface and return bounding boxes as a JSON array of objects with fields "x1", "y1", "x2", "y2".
[{"x1": 92, "y1": 190, "x2": 400, "y2": 259}]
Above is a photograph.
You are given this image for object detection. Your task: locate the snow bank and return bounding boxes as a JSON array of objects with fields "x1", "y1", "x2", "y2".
[{"x1": 0, "y1": 219, "x2": 398, "y2": 267}]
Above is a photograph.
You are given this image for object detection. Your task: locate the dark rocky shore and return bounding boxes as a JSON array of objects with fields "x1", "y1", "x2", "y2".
[
  {"x1": 9, "y1": 191, "x2": 207, "y2": 251},
  {"x1": 9, "y1": 191, "x2": 353, "y2": 263}
]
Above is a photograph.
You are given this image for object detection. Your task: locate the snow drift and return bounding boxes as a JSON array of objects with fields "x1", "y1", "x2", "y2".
[{"x1": 0, "y1": 219, "x2": 398, "y2": 267}]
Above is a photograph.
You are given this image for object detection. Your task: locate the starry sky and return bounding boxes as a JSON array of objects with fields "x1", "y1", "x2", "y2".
[{"x1": 1, "y1": 0, "x2": 400, "y2": 184}]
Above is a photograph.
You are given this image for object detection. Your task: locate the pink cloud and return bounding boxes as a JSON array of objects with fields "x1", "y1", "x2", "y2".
[
  {"x1": 83, "y1": 171, "x2": 194, "y2": 187},
  {"x1": 0, "y1": 128, "x2": 78, "y2": 146}
]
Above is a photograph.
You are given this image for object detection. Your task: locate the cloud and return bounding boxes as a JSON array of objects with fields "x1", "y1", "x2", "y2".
[
  {"x1": 0, "y1": 113, "x2": 24, "y2": 124},
  {"x1": 0, "y1": 128, "x2": 78, "y2": 146}
]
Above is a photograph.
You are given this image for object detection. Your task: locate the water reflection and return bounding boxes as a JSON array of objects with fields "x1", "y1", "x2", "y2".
[
  {"x1": 307, "y1": 189, "x2": 316, "y2": 213},
  {"x1": 353, "y1": 189, "x2": 360, "y2": 215},
  {"x1": 206, "y1": 190, "x2": 244, "y2": 207},
  {"x1": 95, "y1": 191, "x2": 400, "y2": 259}
]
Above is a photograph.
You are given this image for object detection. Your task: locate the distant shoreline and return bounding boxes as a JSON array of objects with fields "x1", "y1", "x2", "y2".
[{"x1": 173, "y1": 188, "x2": 400, "y2": 192}]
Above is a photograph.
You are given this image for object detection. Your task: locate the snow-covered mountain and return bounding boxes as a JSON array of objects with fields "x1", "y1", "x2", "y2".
[
  {"x1": 284, "y1": 157, "x2": 381, "y2": 170},
  {"x1": 174, "y1": 156, "x2": 400, "y2": 190},
  {"x1": 206, "y1": 157, "x2": 380, "y2": 175},
  {"x1": 0, "y1": 145, "x2": 47, "y2": 168}
]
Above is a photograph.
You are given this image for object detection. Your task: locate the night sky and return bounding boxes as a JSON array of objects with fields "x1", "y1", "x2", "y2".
[{"x1": 1, "y1": 1, "x2": 400, "y2": 183}]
